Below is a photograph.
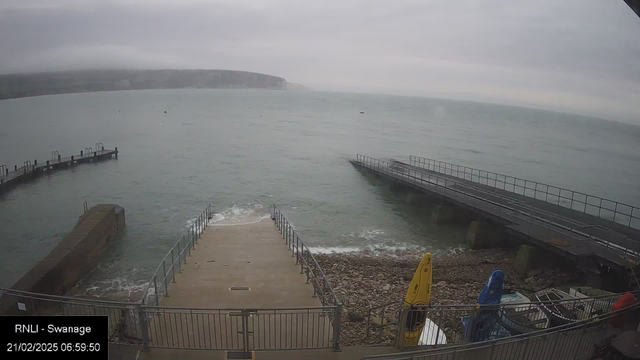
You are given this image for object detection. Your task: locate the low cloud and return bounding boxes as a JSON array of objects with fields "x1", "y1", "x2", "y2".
[{"x1": 0, "y1": 0, "x2": 639, "y2": 122}]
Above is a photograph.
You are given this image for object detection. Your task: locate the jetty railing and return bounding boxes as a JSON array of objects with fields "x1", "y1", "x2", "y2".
[
  {"x1": 363, "y1": 301, "x2": 640, "y2": 360},
  {"x1": 409, "y1": 155, "x2": 640, "y2": 230},
  {"x1": 354, "y1": 155, "x2": 639, "y2": 264},
  {"x1": 140, "y1": 205, "x2": 212, "y2": 306},
  {"x1": 272, "y1": 205, "x2": 343, "y2": 350},
  {"x1": 272, "y1": 205, "x2": 341, "y2": 308}
]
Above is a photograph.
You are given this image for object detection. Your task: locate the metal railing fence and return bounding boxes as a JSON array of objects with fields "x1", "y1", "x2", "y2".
[
  {"x1": 409, "y1": 155, "x2": 640, "y2": 230},
  {"x1": 366, "y1": 290, "x2": 637, "y2": 347},
  {"x1": 141, "y1": 305, "x2": 338, "y2": 350},
  {"x1": 1, "y1": 146, "x2": 115, "y2": 181},
  {"x1": 140, "y1": 204, "x2": 212, "y2": 305},
  {"x1": 0, "y1": 288, "x2": 146, "y2": 346},
  {"x1": 272, "y1": 205, "x2": 341, "y2": 308},
  {"x1": 272, "y1": 205, "x2": 343, "y2": 350},
  {"x1": 363, "y1": 301, "x2": 640, "y2": 360},
  {"x1": 354, "y1": 155, "x2": 639, "y2": 265}
]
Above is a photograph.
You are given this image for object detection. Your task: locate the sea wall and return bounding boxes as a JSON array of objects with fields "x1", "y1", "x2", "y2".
[{"x1": 0, "y1": 204, "x2": 125, "y2": 314}]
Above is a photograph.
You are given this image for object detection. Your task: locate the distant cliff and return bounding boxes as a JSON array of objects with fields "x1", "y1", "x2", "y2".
[{"x1": 0, "y1": 69, "x2": 294, "y2": 100}]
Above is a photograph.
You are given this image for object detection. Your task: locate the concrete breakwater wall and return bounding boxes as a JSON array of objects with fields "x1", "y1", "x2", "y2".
[{"x1": 0, "y1": 204, "x2": 125, "y2": 314}]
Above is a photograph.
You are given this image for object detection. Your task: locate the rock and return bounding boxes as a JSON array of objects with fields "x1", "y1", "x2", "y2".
[
  {"x1": 377, "y1": 273, "x2": 385, "y2": 279},
  {"x1": 385, "y1": 314, "x2": 398, "y2": 324},
  {"x1": 402, "y1": 274, "x2": 413, "y2": 281},
  {"x1": 382, "y1": 284, "x2": 391, "y2": 291},
  {"x1": 527, "y1": 269, "x2": 542, "y2": 277},
  {"x1": 524, "y1": 276, "x2": 535, "y2": 284},
  {"x1": 370, "y1": 316, "x2": 383, "y2": 326},
  {"x1": 358, "y1": 289, "x2": 366, "y2": 295},
  {"x1": 468, "y1": 292, "x2": 477, "y2": 299},
  {"x1": 435, "y1": 281, "x2": 447, "y2": 287},
  {"x1": 347, "y1": 312, "x2": 365, "y2": 322}
]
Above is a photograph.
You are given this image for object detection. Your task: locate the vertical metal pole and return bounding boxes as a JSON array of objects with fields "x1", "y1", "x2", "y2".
[
  {"x1": 291, "y1": 233, "x2": 295, "y2": 257},
  {"x1": 162, "y1": 262, "x2": 169, "y2": 296},
  {"x1": 137, "y1": 305, "x2": 150, "y2": 351},
  {"x1": 171, "y1": 249, "x2": 176, "y2": 282},
  {"x1": 570, "y1": 192, "x2": 575, "y2": 210},
  {"x1": 153, "y1": 276, "x2": 159, "y2": 306},
  {"x1": 176, "y1": 239, "x2": 181, "y2": 272},
  {"x1": 599, "y1": 198, "x2": 603, "y2": 217},
  {"x1": 332, "y1": 304, "x2": 342, "y2": 351}
]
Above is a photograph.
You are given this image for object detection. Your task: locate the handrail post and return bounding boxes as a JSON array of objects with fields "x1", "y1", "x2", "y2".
[
  {"x1": 153, "y1": 275, "x2": 159, "y2": 306},
  {"x1": 171, "y1": 248, "x2": 176, "y2": 283},
  {"x1": 332, "y1": 304, "x2": 342, "y2": 351},
  {"x1": 162, "y1": 262, "x2": 169, "y2": 297},
  {"x1": 184, "y1": 226, "x2": 192, "y2": 255},
  {"x1": 176, "y1": 239, "x2": 182, "y2": 272},
  {"x1": 291, "y1": 233, "x2": 295, "y2": 257},
  {"x1": 137, "y1": 305, "x2": 150, "y2": 352}
]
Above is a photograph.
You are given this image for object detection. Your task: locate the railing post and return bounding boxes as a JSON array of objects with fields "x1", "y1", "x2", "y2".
[
  {"x1": 177, "y1": 240, "x2": 182, "y2": 272},
  {"x1": 184, "y1": 226, "x2": 192, "y2": 255},
  {"x1": 171, "y1": 248, "x2": 176, "y2": 283},
  {"x1": 153, "y1": 276, "x2": 159, "y2": 306},
  {"x1": 162, "y1": 262, "x2": 169, "y2": 297},
  {"x1": 332, "y1": 304, "x2": 342, "y2": 351},
  {"x1": 291, "y1": 233, "x2": 295, "y2": 257},
  {"x1": 137, "y1": 305, "x2": 150, "y2": 352}
]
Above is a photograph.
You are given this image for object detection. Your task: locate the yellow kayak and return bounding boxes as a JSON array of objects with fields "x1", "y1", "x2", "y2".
[{"x1": 402, "y1": 252, "x2": 433, "y2": 346}]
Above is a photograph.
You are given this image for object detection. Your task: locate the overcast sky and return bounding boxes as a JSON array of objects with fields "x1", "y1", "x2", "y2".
[{"x1": 0, "y1": 0, "x2": 639, "y2": 122}]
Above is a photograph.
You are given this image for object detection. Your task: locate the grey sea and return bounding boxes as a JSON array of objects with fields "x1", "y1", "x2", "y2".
[{"x1": 1, "y1": 89, "x2": 639, "y2": 297}]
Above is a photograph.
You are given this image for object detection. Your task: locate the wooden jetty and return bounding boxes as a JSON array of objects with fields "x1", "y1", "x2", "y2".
[
  {"x1": 0, "y1": 144, "x2": 118, "y2": 193},
  {"x1": 352, "y1": 154, "x2": 640, "y2": 277}
]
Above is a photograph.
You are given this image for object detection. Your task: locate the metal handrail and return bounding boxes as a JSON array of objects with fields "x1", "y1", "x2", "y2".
[
  {"x1": 368, "y1": 290, "x2": 639, "y2": 311},
  {"x1": 272, "y1": 205, "x2": 341, "y2": 307},
  {"x1": 139, "y1": 204, "x2": 212, "y2": 305},
  {"x1": 0, "y1": 287, "x2": 137, "y2": 306},
  {"x1": 409, "y1": 155, "x2": 640, "y2": 229},
  {"x1": 395, "y1": 158, "x2": 640, "y2": 260},
  {"x1": 365, "y1": 290, "x2": 640, "y2": 343},
  {"x1": 271, "y1": 205, "x2": 343, "y2": 351},
  {"x1": 363, "y1": 301, "x2": 640, "y2": 360},
  {"x1": 354, "y1": 155, "x2": 639, "y2": 263}
]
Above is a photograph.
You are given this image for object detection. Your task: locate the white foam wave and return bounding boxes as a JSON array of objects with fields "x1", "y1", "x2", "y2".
[
  {"x1": 357, "y1": 228, "x2": 386, "y2": 240},
  {"x1": 207, "y1": 203, "x2": 270, "y2": 226},
  {"x1": 81, "y1": 276, "x2": 148, "y2": 299},
  {"x1": 308, "y1": 243, "x2": 427, "y2": 255},
  {"x1": 307, "y1": 246, "x2": 362, "y2": 254}
]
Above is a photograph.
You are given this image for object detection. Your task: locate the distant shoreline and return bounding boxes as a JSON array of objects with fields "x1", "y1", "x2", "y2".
[{"x1": 0, "y1": 69, "x2": 306, "y2": 101}]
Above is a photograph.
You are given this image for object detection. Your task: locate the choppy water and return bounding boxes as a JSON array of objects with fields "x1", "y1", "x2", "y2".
[{"x1": 1, "y1": 89, "x2": 639, "y2": 297}]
